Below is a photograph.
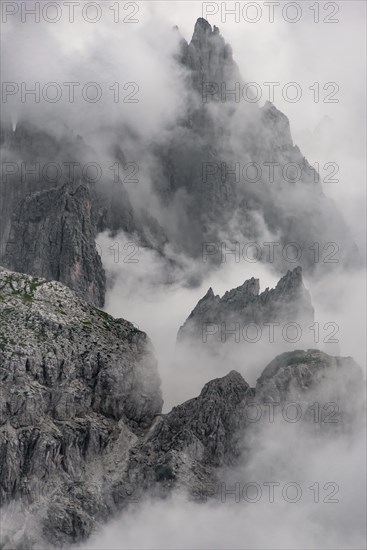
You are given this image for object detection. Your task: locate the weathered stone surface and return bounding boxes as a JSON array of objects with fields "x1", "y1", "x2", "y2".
[
  {"x1": 0, "y1": 268, "x2": 362, "y2": 548},
  {"x1": 121, "y1": 348, "x2": 363, "y2": 510},
  {"x1": 122, "y1": 370, "x2": 254, "y2": 502},
  {"x1": 0, "y1": 268, "x2": 162, "y2": 548},
  {"x1": 2, "y1": 182, "x2": 106, "y2": 306}
]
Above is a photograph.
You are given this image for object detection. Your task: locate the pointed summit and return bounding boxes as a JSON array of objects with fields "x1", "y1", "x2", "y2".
[
  {"x1": 275, "y1": 266, "x2": 303, "y2": 293},
  {"x1": 197, "y1": 17, "x2": 210, "y2": 27},
  {"x1": 192, "y1": 17, "x2": 212, "y2": 40},
  {"x1": 203, "y1": 286, "x2": 215, "y2": 299},
  {"x1": 179, "y1": 18, "x2": 242, "y2": 97}
]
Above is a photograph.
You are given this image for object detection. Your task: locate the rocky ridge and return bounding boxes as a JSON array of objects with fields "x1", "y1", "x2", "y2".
[
  {"x1": 0, "y1": 269, "x2": 363, "y2": 548},
  {"x1": 177, "y1": 266, "x2": 314, "y2": 344},
  {"x1": 153, "y1": 19, "x2": 358, "y2": 270},
  {"x1": 0, "y1": 18, "x2": 359, "y2": 307},
  {"x1": 0, "y1": 267, "x2": 162, "y2": 546}
]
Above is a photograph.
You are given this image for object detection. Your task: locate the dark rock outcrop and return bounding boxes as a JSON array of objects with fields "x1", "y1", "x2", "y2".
[
  {"x1": 153, "y1": 20, "x2": 358, "y2": 270},
  {"x1": 2, "y1": 182, "x2": 106, "y2": 306},
  {"x1": 122, "y1": 370, "x2": 254, "y2": 502},
  {"x1": 121, "y1": 348, "x2": 363, "y2": 510},
  {"x1": 0, "y1": 268, "x2": 162, "y2": 547},
  {"x1": 179, "y1": 17, "x2": 242, "y2": 97},
  {"x1": 256, "y1": 348, "x2": 362, "y2": 400},
  {"x1": 177, "y1": 267, "x2": 314, "y2": 344},
  {"x1": 0, "y1": 269, "x2": 362, "y2": 547},
  {"x1": 0, "y1": 18, "x2": 359, "y2": 307},
  {"x1": 0, "y1": 121, "x2": 93, "y2": 254}
]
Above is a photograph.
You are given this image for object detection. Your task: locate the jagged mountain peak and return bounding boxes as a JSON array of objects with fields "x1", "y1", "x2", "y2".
[
  {"x1": 222, "y1": 277, "x2": 261, "y2": 301},
  {"x1": 179, "y1": 17, "x2": 241, "y2": 94},
  {"x1": 199, "y1": 267, "x2": 304, "y2": 308},
  {"x1": 275, "y1": 265, "x2": 303, "y2": 289},
  {"x1": 200, "y1": 369, "x2": 249, "y2": 396},
  {"x1": 0, "y1": 268, "x2": 363, "y2": 548},
  {"x1": 192, "y1": 17, "x2": 220, "y2": 41},
  {"x1": 193, "y1": 17, "x2": 212, "y2": 33},
  {"x1": 177, "y1": 267, "x2": 314, "y2": 344},
  {"x1": 202, "y1": 286, "x2": 215, "y2": 300},
  {"x1": 273, "y1": 267, "x2": 311, "y2": 303}
]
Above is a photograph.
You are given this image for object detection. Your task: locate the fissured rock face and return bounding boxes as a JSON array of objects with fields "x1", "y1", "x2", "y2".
[
  {"x1": 0, "y1": 271, "x2": 363, "y2": 547},
  {"x1": 122, "y1": 349, "x2": 363, "y2": 507},
  {"x1": 3, "y1": 182, "x2": 106, "y2": 306},
  {"x1": 0, "y1": 267, "x2": 162, "y2": 547}
]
